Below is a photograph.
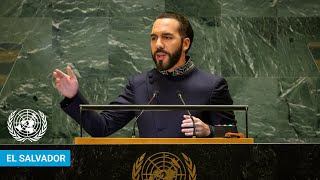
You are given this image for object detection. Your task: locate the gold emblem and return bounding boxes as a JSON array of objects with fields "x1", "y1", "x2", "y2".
[{"x1": 132, "y1": 152, "x2": 197, "y2": 180}]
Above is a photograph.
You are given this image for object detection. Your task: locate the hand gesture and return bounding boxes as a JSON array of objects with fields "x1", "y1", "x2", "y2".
[{"x1": 53, "y1": 66, "x2": 79, "y2": 98}]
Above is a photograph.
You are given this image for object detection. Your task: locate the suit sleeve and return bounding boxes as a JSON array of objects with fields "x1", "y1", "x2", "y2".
[
  {"x1": 208, "y1": 77, "x2": 237, "y2": 126},
  {"x1": 60, "y1": 77, "x2": 136, "y2": 137}
]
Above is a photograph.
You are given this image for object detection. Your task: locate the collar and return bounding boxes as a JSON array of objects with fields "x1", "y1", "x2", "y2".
[{"x1": 158, "y1": 56, "x2": 195, "y2": 76}]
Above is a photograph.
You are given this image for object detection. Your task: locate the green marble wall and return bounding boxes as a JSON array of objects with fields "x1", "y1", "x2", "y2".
[{"x1": 0, "y1": 0, "x2": 319, "y2": 143}]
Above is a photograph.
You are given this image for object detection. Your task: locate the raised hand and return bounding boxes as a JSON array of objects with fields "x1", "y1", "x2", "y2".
[{"x1": 53, "y1": 66, "x2": 79, "y2": 98}]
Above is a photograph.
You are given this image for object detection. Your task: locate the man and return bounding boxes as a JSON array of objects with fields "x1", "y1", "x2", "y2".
[{"x1": 53, "y1": 12, "x2": 236, "y2": 138}]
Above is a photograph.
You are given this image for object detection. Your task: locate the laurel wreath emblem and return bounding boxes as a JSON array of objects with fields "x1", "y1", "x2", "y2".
[
  {"x1": 182, "y1": 153, "x2": 197, "y2": 180},
  {"x1": 7, "y1": 109, "x2": 47, "y2": 142},
  {"x1": 132, "y1": 153, "x2": 146, "y2": 180},
  {"x1": 132, "y1": 152, "x2": 197, "y2": 180}
]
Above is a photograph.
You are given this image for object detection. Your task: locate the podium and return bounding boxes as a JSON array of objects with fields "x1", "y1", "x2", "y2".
[
  {"x1": 79, "y1": 104, "x2": 250, "y2": 138},
  {"x1": 74, "y1": 137, "x2": 254, "y2": 144}
]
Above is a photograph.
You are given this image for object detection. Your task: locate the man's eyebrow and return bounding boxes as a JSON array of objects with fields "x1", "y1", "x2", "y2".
[
  {"x1": 150, "y1": 32, "x2": 174, "y2": 37},
  {"x1": 162, "y1": 32, "x2": 174, "y2": 36}
]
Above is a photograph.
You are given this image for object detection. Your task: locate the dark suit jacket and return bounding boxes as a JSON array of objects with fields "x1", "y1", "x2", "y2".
[{"x1": 61, "y1": 67, "x2": 236, "y2": 137}]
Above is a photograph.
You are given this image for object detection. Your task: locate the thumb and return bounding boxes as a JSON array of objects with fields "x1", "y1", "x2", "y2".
[{"x1": 66, "y1": 66, "x2": 76, "y2": 79}]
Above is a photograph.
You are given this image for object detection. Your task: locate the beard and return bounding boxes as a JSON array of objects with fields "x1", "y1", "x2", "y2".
[{"x1": 152, "y1": 41, "x2": 183, "y2": 71}]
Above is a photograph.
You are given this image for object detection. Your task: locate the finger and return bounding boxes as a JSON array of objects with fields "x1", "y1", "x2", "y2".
[
  {"x1": 53, "y1": 77, "x2": 60, "y2": 88},
  {"x1": 182, "y1": 119, "x2": 192, "y2": 124},
  {"x1": 181, "y1": 128, "x2": 194, "y2": 133},
  {"x1": 54, "y1": 79, "x2": 61, "y2": 88},
  {"x1": 184, "y1": 132, "x2": 197, "y2": 136},
  {"x1": 183, "y1": 115, "x2": 190, "y2": 119},
  {"x1": 66, "y1": 66, "x2": 76, "y2": 79},
  {"x1": 52, "y1": 71, "x2": 62, "y2": 79},
  {"x1": 181, "y1": 122, "x2": 194, "y2": 128},
  {"x1": 54, "y1": 69, "x2": 67, "y2": 78},
  {"x1": 182, "y1": 118, "x2": 199, "y2": 124},
  {"x1": 183, "y1": 115, "x2": 199, "y2": 121},
  {"x1": 183, "y1": 115, "x2": 196, "y2": 119},
  {"x1": 181, "y1": 129, "x2": 197, "y2": 136}
]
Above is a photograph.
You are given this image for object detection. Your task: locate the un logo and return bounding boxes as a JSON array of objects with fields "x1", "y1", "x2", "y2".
[
  {"x1": 7, "y1": 109, "x2": 47, "y2": 142},
  {"x1": 132, "y1": 152, "x2": 197, "y2": 180}
]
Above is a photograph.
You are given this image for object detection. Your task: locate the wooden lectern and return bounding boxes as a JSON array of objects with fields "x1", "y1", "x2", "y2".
[{"x1": 74, "y1": 137, "x2": 254, "y2": 144}]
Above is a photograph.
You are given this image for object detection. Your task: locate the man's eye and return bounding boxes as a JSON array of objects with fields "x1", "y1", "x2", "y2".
[
  {"x1": 164, "y1": 36, "x2": 172, "y2": 39},
  {"x1": 151, "y1": 37, "x2": 157, "y2": 40}
]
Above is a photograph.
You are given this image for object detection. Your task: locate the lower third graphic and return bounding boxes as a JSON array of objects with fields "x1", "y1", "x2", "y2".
[{"x1": 7, "y1": 109, "x2": 47, "y2": 142}]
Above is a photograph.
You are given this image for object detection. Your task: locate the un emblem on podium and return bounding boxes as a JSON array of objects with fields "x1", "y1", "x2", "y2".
[
  {"x1": 7, "y1": 109, "x2": 47, "y2": 142},
  {"x1": 132, "y1": 152, "x2": 197, "y2": 180}
]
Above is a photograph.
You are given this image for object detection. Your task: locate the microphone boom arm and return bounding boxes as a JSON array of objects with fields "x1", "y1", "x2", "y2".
[
  {"x1": 131, "y1": 91, "x2": 159, "y2": 138},
  {"x1": 177, "y1": 93, "x2": 197, "y2": 138}
]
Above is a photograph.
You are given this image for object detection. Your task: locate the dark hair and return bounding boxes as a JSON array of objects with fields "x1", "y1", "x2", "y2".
[{"x1": 156, "y1": 12, "x2": 194, "y2": 53}]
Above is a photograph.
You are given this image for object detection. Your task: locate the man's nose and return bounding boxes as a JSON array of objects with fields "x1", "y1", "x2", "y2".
[{"x1": 156, "y1": 38, "x2": 164, "y2": 49}]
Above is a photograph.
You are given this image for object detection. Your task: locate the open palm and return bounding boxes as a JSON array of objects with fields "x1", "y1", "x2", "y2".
[{"x1": 53, "y1": 66, "x2": 79, "y2": 98}]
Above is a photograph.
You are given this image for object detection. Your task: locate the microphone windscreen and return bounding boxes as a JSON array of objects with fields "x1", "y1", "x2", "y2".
[{"x1": 154, "y1": 90, "x2": 159, "y2": 97}]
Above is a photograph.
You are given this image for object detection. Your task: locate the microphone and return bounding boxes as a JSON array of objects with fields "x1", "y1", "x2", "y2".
[
  {"x1": 176, "y1": 90, "x2": 196, "y2": 138},
  {"x1": 131, "y1": 90, "x2": 159, "y2": 138}
]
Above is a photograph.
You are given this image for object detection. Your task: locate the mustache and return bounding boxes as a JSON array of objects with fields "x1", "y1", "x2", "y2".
[{"x1": 154, "y1": 49, "x2": 169, "y2": 55}]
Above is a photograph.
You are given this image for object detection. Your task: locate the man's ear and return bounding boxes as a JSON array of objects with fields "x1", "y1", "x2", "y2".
[{"x1": 183, "y1": 38, "x2": 190, "y2": 52}]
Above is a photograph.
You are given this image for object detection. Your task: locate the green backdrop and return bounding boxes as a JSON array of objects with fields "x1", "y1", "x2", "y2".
[{"x1": 0, "y1": 0, "x2": 319, "y2": 143}]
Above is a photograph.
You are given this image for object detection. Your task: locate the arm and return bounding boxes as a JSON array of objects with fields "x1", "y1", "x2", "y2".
[
  {"x1": 53, "y1": 65, "x2": 136, "y2": 137},
  {"x1": 181, "y1": 77, "x2": 236, "y2": 137},
  {"x1": 60, "y1": 77, "x2": 136, "y2": 137},
  {"x1": 209, "y1": 77, "x2": 236, "y2": 125}
]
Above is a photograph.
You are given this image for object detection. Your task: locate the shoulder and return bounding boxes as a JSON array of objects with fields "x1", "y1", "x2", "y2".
[
  {"x1": 127, "y1": 69, "x2": 154, "y2": 87},
  {"x1": 193, "y1": 68, "x2": 227, "y2": 86}
]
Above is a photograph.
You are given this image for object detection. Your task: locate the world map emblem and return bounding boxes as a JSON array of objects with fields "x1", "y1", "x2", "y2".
[
  {"x1": 132, "y1": 152, "x2": 197, "y2": 180},
  {"x1": 7, "y1": 109, "x2": 47, "y2": 142}
]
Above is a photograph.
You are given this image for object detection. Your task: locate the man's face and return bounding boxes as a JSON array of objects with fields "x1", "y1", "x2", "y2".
[{"x1": 150, "y1": 18, "x2": 185, "y2": 71}]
